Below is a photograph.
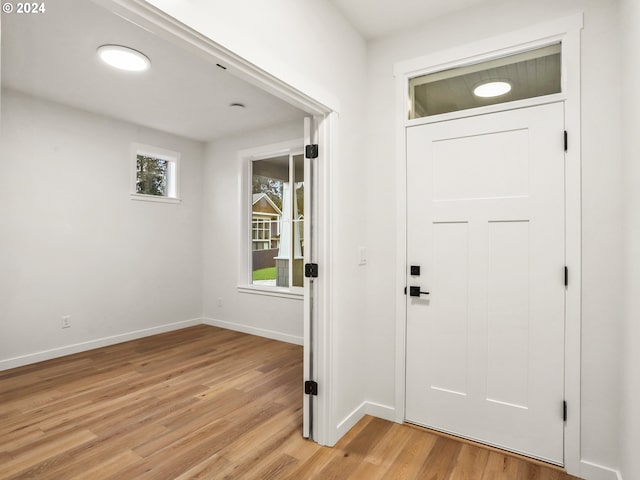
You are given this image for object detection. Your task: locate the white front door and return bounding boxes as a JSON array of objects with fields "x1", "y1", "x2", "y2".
[{"x1": 405, "y1": 103, "x2": 566, "y2": 464}]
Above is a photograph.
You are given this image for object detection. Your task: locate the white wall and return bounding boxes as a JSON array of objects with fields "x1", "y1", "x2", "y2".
[
  {"x1": 145, "y1": 0, "x2": 369, "y2": 444},
  {"x1": 620, "y1": 0, "x2": 640, "y2": 478},
  {"x1": 364, "y1": 0, "x2": 623, "y2": 476},
  {"x1": 201, "y1": 121, "x2": 304, "y2": 344},
  {"x1": 0, "y1": 89, "x2": 204, "y2": 368}
]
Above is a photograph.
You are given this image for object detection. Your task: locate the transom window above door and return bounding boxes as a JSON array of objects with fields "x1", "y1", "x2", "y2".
[{"x1": 409, "y1": 43, "x2": 561, "y2": 119}]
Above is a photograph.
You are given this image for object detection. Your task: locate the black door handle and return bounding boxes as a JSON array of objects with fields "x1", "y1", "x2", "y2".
[{"x1": 409, "y1": 286, "x2": 430, "y2": 297}]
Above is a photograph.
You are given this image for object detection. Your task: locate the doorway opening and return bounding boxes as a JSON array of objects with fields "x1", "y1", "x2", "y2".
[{"x1": 0, "y1": 0, "x2": 330, "y2": 445}]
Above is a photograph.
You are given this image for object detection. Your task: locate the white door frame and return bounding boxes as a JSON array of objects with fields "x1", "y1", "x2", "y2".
[
  {"x1": 93, "y1": 0, "x2": 335, "y2": 446},
  {"x1": 393, "y1": 14, "x2": 583, "y2": 476}
]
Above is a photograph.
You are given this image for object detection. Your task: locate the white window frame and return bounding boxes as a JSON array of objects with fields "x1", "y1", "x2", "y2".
[
  {"x1": 238, "y1": 139, "x2": 304, "y2": 299},
  {"x1": 130, "y1": 143, "x2": 181, "y2": 204}
]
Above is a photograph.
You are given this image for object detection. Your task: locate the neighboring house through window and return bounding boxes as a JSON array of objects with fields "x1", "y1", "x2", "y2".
[
  {"x1": 250, "y1": 151, "x2": 304, "y2": 289},
  {"x1": 252, "y1": 193, "x2": 282, "y2": 251}
]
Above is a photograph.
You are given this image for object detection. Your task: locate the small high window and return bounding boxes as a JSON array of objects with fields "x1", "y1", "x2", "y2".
[
  {"x1": 130, "y1": 144, "x2": 180, "y2": 203},
  {"x1": 409, "y1": 43, "x2": 562, "y2": 119}
]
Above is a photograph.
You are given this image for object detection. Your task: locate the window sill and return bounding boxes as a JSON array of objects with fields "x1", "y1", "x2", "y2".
[
  {"x1": 237, "y1": 285, "x2": 304, "y2": 300},
  {"x1": 130, "y1": 193, "x2": 181, "y2": 204}
]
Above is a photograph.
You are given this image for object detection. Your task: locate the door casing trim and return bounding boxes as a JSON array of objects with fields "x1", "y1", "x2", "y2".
[{"x1": 393, "y1": 13, "x2": 583, "y2": 476}]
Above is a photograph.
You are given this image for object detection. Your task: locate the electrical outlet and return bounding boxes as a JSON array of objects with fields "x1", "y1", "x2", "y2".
[
  {"x1": 217, "y1": 298, "x2": 222, "y2": 308},
  {"x1": 61, "y1": 315, "x2": 71, "y2": 329}
]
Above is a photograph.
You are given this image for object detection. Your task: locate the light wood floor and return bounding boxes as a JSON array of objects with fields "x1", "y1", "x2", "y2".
[{"x1": 0, "y1": 325, "x2": 581, "y2": 480}]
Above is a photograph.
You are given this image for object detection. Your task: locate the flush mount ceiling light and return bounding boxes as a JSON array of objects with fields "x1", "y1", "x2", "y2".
[
  {"x1": 473, "y1": 81, "x2": 512, "y2": 98},
  {"x1": 97, "y1": 45, "x2": 150, "y2": 72}
]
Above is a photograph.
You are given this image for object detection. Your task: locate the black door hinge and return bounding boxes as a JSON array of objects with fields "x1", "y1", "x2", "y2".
[
  {"x1": 305, "y1": 380, "x2": 318, "y2": 396},
  {"x1": 563, "y1": 400, "x2": 568, "y2": 421},
  {"x1": 564, "y1": 131, "x2": 568, "y2": 152},
  {"x1": 305, "y1": 263, "x2": 318, "y2": 278},
  {"x1": 305, "y1": 144, "x2": 318, "y2": 159},
  {"x1": 564, "y1": 266, "x2": 569, "y2": 287}
]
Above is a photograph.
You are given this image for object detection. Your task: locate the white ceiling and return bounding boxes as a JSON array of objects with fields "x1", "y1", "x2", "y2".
[
  {"x1": 1, "y1": 0, "x2": 306, "y2": 142},
  {"x1": 329, "y1": 0, "x2": 494, "y2": 39}
]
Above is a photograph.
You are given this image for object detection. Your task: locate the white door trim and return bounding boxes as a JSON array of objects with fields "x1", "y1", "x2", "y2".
[
  {"x1": 94, "y1": 0, "x2": 334, "y2": 447},
  {"x1": 394, "y1": 14, "x2": 583, "y2": 476}
]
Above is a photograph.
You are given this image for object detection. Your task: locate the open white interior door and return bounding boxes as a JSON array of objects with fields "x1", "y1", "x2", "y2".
[{"x1": 303, "y1": 116, "x2": 319, "y2": 439}]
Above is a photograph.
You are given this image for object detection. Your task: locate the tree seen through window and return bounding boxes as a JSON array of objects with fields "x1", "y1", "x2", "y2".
[{"x1": 136, "y1": 154, "x2": 168, "y2": 196}]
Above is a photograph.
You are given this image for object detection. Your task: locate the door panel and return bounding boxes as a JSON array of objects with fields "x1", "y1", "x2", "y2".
[
  {"x1": 486, "y1": 220, "x2": 529, "y2": 408},
  {"x1": 430, "y1": 222, "x2": 469, "y2": 396},
  {"x1": 405, "y1": 103, "x2": 565, "y2": 464},
  {"x1": 432, "y1": 128, "x2": 529, "y2": 200}
]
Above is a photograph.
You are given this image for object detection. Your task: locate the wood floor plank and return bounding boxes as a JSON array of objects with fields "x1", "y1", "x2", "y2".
[
  {"x1": 15, "y1": 424, "x2": 167, "y2": 480},
  {"x1": 482, "y1": 451, "x2": 523, "y2": 480},
  {"x1": 173, "y1": 453, "x2": 232, "y2": 480},
  {"x1": 213, "y1": 414, "x2": 300, "y2": 479},
  {"x1": 448, "y1": 443, "x2": 491, "y2": 479},
  {"x1": 414, "y1": 435, "x2": 463, "y2": 480},
  {"x1": 0, "y1": 325, "x2": 583, "y2": 480},
  {"x1": 347, "y1": 422, "x2": 415, "y2": 480},
  {"x1": 383, "y1": 428, "x2": 439, "y2": 479},
  {"x1": 282, "y1": 447, "x2": 335, "y2": 480},
  {"x1": 0, "y1": 427, "x2": 45, "y2": 451},
  {"x1": 0, "y1": 429, "x2": 96, "y2": 479},
  {"x1": 245, "y1": 453, "x2": 298, "y2": 480},
  {"x1": 71, "y1": 450, "x2": 144, "y2": 480},
  {"x1": 308, "y1": 417, "x2": 394, "y2": 480}
]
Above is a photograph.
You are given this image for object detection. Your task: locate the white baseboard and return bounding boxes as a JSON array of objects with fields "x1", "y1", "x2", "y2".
[
  {"x1": 580, "y1": 460, "x2": 623, "y2": 480},
  {"x1": 365, "y1": 401, "x2": 397, "y2": 422},
  {"x1": 1, "y1": 317, "x2": 303, "y2": 372},
  {"x1": 0, "y1": 318, "x2": 202, "y2": 371},
  {"x1": 202, "y1": 317, "x2": 303, "y2": 345},
  {"x1": 336, "y1": 402, "x2": 367, "y2": 439},
  {"x1": 336, "y1": 401, "x2": 397, "y2": 439}
]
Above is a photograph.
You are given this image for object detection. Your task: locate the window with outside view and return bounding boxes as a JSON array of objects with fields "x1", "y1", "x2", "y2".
[
  {"x1": 131, "y1": 144, "x2": 180, "y2": 202},
  {"x1": 137, "y1": 155, "x2": 169, "y2": 196},
  {"x1": 251, "y1": 153, "x2": 304, "y2": 288}
]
